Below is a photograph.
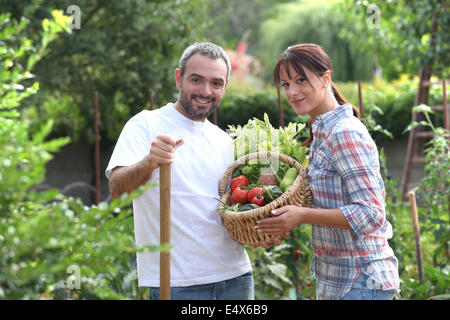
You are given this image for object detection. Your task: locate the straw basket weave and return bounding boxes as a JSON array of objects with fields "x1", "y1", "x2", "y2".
[{"x1": 218, "y1": 151, "x2": 312, "y2": 246}]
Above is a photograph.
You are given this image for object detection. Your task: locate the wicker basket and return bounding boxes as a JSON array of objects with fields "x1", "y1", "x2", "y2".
[{"x1": 218, "y1": 151, "x2": 312, "y2": 246}]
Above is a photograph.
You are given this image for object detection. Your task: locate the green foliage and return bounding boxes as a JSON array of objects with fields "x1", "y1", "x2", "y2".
[
  {"x1": 227, "y1": 113, "x2": 307, "y2": 162},
  {"x1": 401, "y1": 265, "x2": 449, "y2": 300},
  {"x1": 22, "y1": 91, "x2": 87, "y2": 141},
  {"x1": 381, "y1": 178, "x2": 448, "y2": 300},
  {"x1": 414, "y1": 106, "x2": 449, "y2": 279},
  {"x1": 2, "y1": 0, "x2": 216, "y2": 142},
  {"x1": 0, "y1": 187, "x2": 159, "y2": 299},
  {"x1": 0, "y1": 12, "x2": 70, "y2": 211},
  {"x1": 340, "y1": 0, "x2": 450, "y2": 80},
  {"x1": 215, "y1": 76, "x2": 445, "y2": 145},
  {"x1": 420, "y1": 126, "x2": 450, "y2": 218},
  {"x1": 406, "y1": 104, "x2": 449, "y2": 233},
  {"x1": 336, "y1": 75, "x2": 445, "y2": 142},
  {"x1": 0, "y1": 10, "x2": 162, "y2": 300},
  {"x1": 214, "y1": 83, "x2": 308, "y2": 131},
  {"x1": 257, "y1": 0, "x2": 373, "y2": 82},
  {"x1": 0, "y1": 116, "x2": 69, "y2": 211},
  {"x1": 246, "y1": 243, "x2": 294, "y2": 300},
  {"x1": 207, "y1": 0, "x2": 292, "y2": 51}
]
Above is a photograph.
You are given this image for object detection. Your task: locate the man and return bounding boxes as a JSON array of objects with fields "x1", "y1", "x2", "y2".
[{"x1": 106, "y1": 42, "x2": 253, "y2": 300}]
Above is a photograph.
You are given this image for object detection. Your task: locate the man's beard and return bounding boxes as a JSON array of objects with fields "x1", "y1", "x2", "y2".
[{"x1": 178, "y1": 87, "x2": 220, "y2": 120}]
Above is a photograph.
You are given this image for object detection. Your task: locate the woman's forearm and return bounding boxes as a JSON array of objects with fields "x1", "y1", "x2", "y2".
[
  {"x1": 299, "y1": 207, "x2": 351, "y2": 230},
  {"x1": 255, "y1": 205, "x2": 351, "y2": 235}
]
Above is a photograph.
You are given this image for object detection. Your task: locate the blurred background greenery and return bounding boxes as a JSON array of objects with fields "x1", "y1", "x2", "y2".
[
  {"x1": 3, "y1": 0, "x2": 447, "y2": 143},
  {"x1": 0, "y1": 0, "x2": 448, "y2": 300}
]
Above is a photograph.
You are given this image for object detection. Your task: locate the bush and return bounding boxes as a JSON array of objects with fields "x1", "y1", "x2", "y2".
[
  {"x1": 0, "y1": 190, "x2": 155, "y2": 299},
  {"x1": 257, "y1": 0, "x2": 373, "y2": 82},
  {"x1": 212, "y1": 83, "x2": 306, "y2": 132},
  {"x1": 0, "y1": 11, "x2": 161, "y2": 300},
  {"x1": 216, "y1": 75, "x2": 445, "y2": 145},
  {"x1": 336, "y1": 75, "x2": 446, "y2": 142}
]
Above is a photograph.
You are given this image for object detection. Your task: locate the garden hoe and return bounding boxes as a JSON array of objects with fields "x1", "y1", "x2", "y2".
[{"x1": 160, "y1": 164, "x2": 171, "y2": 300}]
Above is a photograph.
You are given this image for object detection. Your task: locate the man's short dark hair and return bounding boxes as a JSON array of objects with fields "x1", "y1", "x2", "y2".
[{"x1": 179, "y1": 42, "x2": 231, "y2": 81}]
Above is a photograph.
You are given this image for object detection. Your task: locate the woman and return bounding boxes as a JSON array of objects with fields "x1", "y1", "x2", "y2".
[{"x1": 255, "y1": 44, "x2": 400, "y2": 300}]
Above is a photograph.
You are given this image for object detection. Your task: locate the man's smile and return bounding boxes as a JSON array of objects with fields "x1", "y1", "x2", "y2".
[{"x1": 192, "y1": 95, "x2": 215, "y2": 107}]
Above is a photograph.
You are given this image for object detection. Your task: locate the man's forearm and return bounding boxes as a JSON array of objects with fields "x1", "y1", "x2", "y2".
[{"x1": 109, "y1": 155, "x2": 156, "y2": 198}]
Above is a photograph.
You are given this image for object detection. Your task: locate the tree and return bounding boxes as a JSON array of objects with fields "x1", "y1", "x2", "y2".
[
  {"x1": 340, "y1": 0, "x2": 450, "y2": 80},
  {"x1": 1, "y1": 0, "x2": 215, "y2": 141},
  {"x1": 206, "y1": 0, "x2": 293, "y2": 52},
  {"x1": 256, "y1": 0, "x2": 374, "y2": 83},
  {"x1": 0, "y1": 10, "x2": 158, "y2": 299}
]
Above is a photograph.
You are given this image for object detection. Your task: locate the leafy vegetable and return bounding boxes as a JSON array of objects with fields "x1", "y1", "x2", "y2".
[
  {"x1": 239, "y1": 203, "x2": 260, "y2": 211},
  {"x1": 228, "y1": 113, "x2": 309, "y2": 180},
  {"x1": 262, "y1": 185, "x2": 283, "y2": 203},
  {"x1": 216, "y1": 198, "x2": 259, "y2": 212}
]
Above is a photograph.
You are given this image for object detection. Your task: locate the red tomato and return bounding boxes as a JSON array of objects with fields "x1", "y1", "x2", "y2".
[
  {"x1": 295, "y1": 249, "x2": 300, "y2": 261},
  {"x1": 230, "y1": 175, "x2": 249, "y2": 191},
  {"x1": 231, "y1": 187, "x2": 248, "y2": 204},
  {"x1": 251, "y1": 194, "x2": 265, "y2": 206},
  {"x1": 247, "y1": 187, "x2": 263, "y2": 202}
]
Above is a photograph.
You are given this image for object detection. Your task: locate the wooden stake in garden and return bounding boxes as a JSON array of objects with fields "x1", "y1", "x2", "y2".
[
  {"x1": 357, "y1": 80, "x2": 365, "y2": 120},
  {"x1": 277, "y1": 85, "x2": 284, "y2": 128},
  {"x1": 160, "y1": 163, "x2": 171, "y2": 300},
  {"x1": 93, "y1": 91, "x2": 101, "y2": 204},
  {"x1": 408, "y1": 187, "x2": 424, "y2": 282}
]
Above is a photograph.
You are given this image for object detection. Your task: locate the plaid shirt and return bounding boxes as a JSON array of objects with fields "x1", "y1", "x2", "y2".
[{"x1": 308, "y1": 104, "x2": 400, "y2": 300}]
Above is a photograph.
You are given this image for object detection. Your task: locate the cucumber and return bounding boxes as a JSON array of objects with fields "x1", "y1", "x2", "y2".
[{"x1": 279, "y1": 168, "x2": 297, "y2": 192}]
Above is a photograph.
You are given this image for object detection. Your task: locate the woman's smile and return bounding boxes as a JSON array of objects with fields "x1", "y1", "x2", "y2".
[{"x1": 292, "y1": 97, "x2": 305, "y2": 107}]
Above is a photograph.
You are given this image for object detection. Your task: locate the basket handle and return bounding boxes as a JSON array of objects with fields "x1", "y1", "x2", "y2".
[{"x1": 219, "y1": 151, "x2": 303, "y2": 197}]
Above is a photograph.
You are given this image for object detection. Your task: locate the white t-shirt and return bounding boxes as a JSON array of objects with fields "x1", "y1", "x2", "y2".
[{"x1": 105, "y1": 103, "x2": 252, "y2": 287}]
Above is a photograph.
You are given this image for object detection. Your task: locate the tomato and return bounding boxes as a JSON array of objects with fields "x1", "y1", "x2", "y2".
[
  {"x1": 295, "y1": 249, "x2": 300, "y2": 261},
  {"x1": 230, "y1": 175, "x2": 249, "y2": 191},
  {"x1": 231, "y1": 187, "x2": 248, "y2": 204},
  {"x1": 251, "y1": 194, "x2": 265, "y2": 206},
  {"x1": 247, "y1": 187, "x2": 263, "y2": 202}
]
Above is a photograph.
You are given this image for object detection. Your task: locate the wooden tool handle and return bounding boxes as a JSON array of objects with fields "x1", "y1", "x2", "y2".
[{"x1": 160, "y1": 164, "x2": 171, "y2": 300}]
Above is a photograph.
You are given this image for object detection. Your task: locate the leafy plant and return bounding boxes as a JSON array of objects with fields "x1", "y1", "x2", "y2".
[
  {"x1": 228, "y1": 113, "x2": 308, "y2": 181},
  {"x1": 247, "y1": 243, "x2": 293, "y2": 300},
  {"x1": 340, "y1": 0, "x2": 450, "y2": 80},
  {"x1": 4, "y1": 0, "x2": 217, "y2": 142},
  {"x1": 257, "y1": 0, "x2": 373, "y2": 82},
  {"x1": 414, "y1": 105, "x2": 449, "y2": 271},
  {"x1": 0, "y1": 186, "x2": 159, "y2": 299},
  {"x1": 389, "y1": 104, "x2": 450, "y2": 299},
  {"x1": 0, "y1": 11, "x2": 70, "y2": 212},
  {"x1": 0, "y1": 10, "x2": 163, "y2": 300},
  {"x1": 405, "y1": 105, "x2": 449, "y2": 264}
]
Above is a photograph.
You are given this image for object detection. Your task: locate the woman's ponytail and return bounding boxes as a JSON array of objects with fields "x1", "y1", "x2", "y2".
[{"x1": 331, "y1": 82, "x2": 360, "y2": 118}]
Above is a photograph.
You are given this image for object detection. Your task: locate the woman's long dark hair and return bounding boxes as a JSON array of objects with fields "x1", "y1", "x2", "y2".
[{"x1": 273, "y1": 44, "x2": 359, "y2": 147}]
